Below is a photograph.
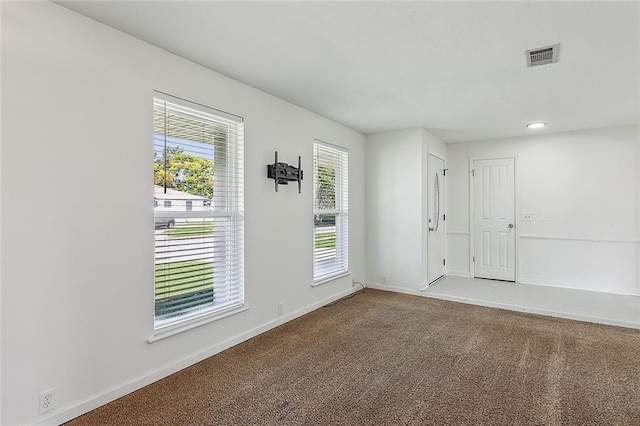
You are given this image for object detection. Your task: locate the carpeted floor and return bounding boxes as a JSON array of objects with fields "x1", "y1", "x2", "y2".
[{"x1": 66, "y1": 289, "x2": 640, "y2": 425}]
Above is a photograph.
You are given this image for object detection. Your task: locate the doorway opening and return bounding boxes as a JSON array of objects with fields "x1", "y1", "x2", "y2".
[{"x1": 427, "y1": 153, "x2": 446, "y2": 285}]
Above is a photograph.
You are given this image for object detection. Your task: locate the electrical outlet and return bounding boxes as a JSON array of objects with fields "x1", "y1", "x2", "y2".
[
  {"x1": 523, "y1": 213, "x2": 533, "y2": 222},
  {"x1": 39, "y1": 389, "x2": 54, "y2": 413},
  {"x1": 277, "y1": 303, "x2": 283, "y2": 316}
]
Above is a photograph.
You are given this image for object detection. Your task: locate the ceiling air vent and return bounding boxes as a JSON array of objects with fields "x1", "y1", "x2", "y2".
[{"x1": 526, "y1": 44, "x2": 559, "y2": 67}]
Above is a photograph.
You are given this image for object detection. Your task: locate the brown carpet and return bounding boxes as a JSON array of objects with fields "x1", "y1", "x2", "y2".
[{"x1": 66, "y1": 289, "x2": 640, "y2": 425}]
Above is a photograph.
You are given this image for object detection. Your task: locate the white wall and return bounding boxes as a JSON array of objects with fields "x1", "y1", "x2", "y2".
[
  {"x1": 0, "y1": 3, "x2": 3, "y2": 423},
  {"x1": 1, "y1": 2, "x2": 365, "y2": 425},
  {"x1": 365, "y1": 128, "x2": 446, "y2": 293},
  {"x1": 446, "y1": 125, "x2": 640, "y2": 296},
  {"x1": 637, "y1": 125, "x2": 640, "y2": 295}
]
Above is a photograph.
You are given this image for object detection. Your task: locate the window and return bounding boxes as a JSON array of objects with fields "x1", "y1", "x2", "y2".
[
  {"x1": 313, "y1": 140, "x2": 348, "y2": 283},
  {"x1": 153, "y1": 93, "x2": 244, "y2": 331}
]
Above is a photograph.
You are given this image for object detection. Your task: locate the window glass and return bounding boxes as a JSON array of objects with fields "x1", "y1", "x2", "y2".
[
  {"x1": 313, "y1": 141, "x2": 348, "y2": 283},
  {"x1": 153, "y1": 94, "x2": 244, "y2": 330}
]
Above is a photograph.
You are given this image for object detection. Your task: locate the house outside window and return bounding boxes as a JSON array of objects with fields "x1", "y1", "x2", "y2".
[
  {"x1": 153, "y1": 93, "x2": 244, "y2": 332},
  {"x1": 313, "y1": 140, "x2": 348, "y2": 283}
]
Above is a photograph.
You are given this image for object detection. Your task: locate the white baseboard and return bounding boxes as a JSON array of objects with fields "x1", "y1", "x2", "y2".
[
  {"x1": 446, "y1": 270, "x2": 471, "y2": 278},
  {"x1": 36, "y1": 286, "x2": 361, "y2": 426},
  {"x1": 366, "y1": 282, "x2": 421, "y2": 296},
  {"x1": 420, "y1": 292, "x2": 640, "y2": 330},
  {"x1": 519, "y1": 276, "x2": 640, "y2": 297}
]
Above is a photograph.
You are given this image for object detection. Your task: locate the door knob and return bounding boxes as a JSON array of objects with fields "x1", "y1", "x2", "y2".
[{"x1": 508, "y1": 223, "x2": 514, "y2": 229}]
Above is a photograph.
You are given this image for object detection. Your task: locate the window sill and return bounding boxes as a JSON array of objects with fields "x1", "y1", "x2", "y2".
[
  {"x1": 312, "y1": 271, "x2": 351, "y2": 287},
  {"x1": 147, "y1": 304, "x2": 250, "y2": 343}
]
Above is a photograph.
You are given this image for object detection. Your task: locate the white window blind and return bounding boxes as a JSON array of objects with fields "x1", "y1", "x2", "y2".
[
  {"x1": 153, "y1": 94, "x2": 244, "y2": 330},
  {"x1": 313, "y1": 141, "x2": 349, "y2": 282}
]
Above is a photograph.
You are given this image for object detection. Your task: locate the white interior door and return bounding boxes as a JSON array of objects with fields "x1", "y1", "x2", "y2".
[
  {"x1": 473, "y1": 158, "x2": 515, "y2": 281},
  {"x1": 427, "y1": 154, "x2": 445, "y2": 284}
]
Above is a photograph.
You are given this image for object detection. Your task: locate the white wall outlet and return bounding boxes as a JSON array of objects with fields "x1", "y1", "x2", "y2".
[
  {"x1": 39, "y1": 389, "x2": 54, "y2": 413},
  {"x1": 523, "y1": 213, "x2": 533, "y2": 222},
  {"x1": 277, "y1": 303, "x2": 283, "y2": 316}
]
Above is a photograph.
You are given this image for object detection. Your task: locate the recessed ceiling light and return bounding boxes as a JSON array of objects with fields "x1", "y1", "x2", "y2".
[{"x1": 527, "y1": 122, "x2": 546, "y2": 129}]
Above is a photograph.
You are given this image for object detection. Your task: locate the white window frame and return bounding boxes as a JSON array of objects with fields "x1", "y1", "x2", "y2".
[
  {"x1": 312, "y1": 140, "x2": 349, "y2": 284},
  {"x1": 151, "y1": 92, "x2": 245, "y2": 340}
]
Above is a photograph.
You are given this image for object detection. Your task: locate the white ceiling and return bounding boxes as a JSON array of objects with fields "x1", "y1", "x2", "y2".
[{"x1": 57, "y1": 1, "x2": 639, "y2": 143}]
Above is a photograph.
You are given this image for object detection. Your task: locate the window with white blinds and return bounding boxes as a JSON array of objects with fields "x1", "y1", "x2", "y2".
[
  {"x1": 153, "y1": 93, "x2": 244, "y2": 330},
  {"x1": 313, "y1": 141, "x2": 349, "y2": 283}
]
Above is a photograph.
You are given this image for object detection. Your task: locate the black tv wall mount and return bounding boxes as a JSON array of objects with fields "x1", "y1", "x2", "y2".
[{"x1": 267, "y1": 151, "x2": 303, "y2": 193}]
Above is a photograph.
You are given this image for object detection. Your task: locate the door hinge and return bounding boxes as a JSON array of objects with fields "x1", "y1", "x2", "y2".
[
  {"x1": 472, "y1": 256, "x2": 475, "y2": 262},
  {"x1": 443, "y1": 168, "x2": 448, "y2": 176},
  {"x1": 471, "y1": 169, "x2": 475, "y2": 177},
  {"x1": 443, "y1": 259, "x2": 446, "y2": 266},
  {"x1": 443, "y1": 214, "x2": 446, "y2": 221}
]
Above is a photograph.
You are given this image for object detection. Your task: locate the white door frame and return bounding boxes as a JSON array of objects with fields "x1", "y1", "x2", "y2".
[
  {"x1": 468, "y1": 156, "x2": 520, "y2": 282},
  {"x1": 428, "y1": 150, "x2": 446, "y2": 283}
]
